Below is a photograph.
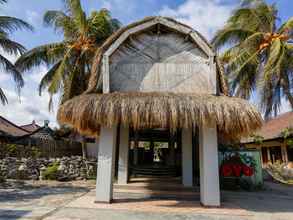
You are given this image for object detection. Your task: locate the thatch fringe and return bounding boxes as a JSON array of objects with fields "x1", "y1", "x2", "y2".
[
  {"x1": 86, "y1": 16, "x2": 228, "y2": 95},
  {"x1": 58, "y1": 92, "x2": 262, "y2": 138}
]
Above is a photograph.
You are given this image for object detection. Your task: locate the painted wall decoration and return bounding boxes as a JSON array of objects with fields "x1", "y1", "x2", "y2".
[{"x1": 219, "y1": 150, "x2": 263, "y2": 189}]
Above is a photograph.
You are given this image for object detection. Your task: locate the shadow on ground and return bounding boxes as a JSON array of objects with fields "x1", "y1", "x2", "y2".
[{"x1": 0, "y1": 180, "x2": 91, "y2": 203}]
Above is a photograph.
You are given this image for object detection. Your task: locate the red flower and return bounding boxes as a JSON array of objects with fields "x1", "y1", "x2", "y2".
[
  {"x1": 232, "y1": 165, "x2": 242, "y2": 177},
  {"x1": 242, "y1": 165, "x2": 254, "y2": 176},
  {"x1": 221, "y1": 164, "x2": 233, "y2": 177}
]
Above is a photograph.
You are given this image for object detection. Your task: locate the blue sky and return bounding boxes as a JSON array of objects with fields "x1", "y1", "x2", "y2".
[{"x1": 0, "y1": 0, "x2": 292, "y2": 127}]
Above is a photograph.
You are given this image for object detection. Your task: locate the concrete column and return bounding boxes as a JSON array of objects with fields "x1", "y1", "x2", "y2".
[
  {"x1": 95, "y1": 126, "x2": 117, "y2": 203},
  {"x1": 118, "y1": 125, "x2": 129, "y2": 185},
  {"x1": 182, "y1": 128, "x2": 193, "y2": 187},
  {"x1": 199, "y1": 124, "x2": 220, "y2": 207}
]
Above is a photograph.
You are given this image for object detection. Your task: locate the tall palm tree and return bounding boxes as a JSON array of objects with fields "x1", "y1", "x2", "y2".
[
  {"x1": 0, "y1": 0, "x2": 32, "y2": 104},
  {"x1": 15, "y1": 0, "x2": 120, "y2": 109},
  {"x1": 212, "y1": 0, "x2": 293, "y2": 118}
]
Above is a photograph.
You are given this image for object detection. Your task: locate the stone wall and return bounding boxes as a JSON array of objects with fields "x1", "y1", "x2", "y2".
[{"x1": 0, "y1": 156, "x2": 97, "y2": 181}]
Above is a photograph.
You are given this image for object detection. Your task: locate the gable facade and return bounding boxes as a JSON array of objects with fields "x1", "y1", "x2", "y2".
[{"x1": 99, "y1": 17, "x2": 218, "y2": 94}]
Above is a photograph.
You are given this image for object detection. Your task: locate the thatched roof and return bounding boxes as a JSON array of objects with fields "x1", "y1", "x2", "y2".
[
  {"x1": 58, "y1": 92, "x2": 262, "y2": 138},
  {"x1": 86, "y1": 16, "x2": 228, "y2": 95}
]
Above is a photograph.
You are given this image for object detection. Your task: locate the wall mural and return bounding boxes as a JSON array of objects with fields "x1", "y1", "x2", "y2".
[{"x1": 219, "y1": 150, "x2": 263, "y2": 190}]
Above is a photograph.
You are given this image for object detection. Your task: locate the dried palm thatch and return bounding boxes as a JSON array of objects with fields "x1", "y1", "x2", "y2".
[
  {"x1": 58, "y1": 92, "x2": 262, "y2": 138},
  {"x1": 86, "y1": 16, "x2": 228, "y2": 95}
]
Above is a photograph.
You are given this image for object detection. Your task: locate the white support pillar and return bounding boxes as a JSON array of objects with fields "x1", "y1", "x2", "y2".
[
  {"x1": 118, "y1": 125, "x2": 129, "y2": 185},
  {"x1": 199, "y1": 124, "x2": 220, "y2": 207},
  {"x1": 95, "y1": 126, "x2": 117, "y2": 203},
  {"x1": 182, "y1": 128, "x2": 193, "y2": 187}
]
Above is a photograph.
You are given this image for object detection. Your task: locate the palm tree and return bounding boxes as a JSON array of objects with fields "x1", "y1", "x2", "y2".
[
  {"x1": 0, "y1": 0, "x2": 32, "y2": 104},
  {"x1": 212, "y1": 0, "x2": 293, "y2": 118},
  {"x1": 15, "y1": 0, "x2": 120, "y2": 109}
]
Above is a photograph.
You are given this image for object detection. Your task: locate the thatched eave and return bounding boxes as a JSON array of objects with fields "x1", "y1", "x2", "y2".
[{"x1": 58, "y1": 92, "x2": 262, "y2": 138}]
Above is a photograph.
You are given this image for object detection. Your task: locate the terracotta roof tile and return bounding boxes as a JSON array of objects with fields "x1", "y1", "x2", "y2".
[
  {"x1": 0, "y1": 116, "x2": 29, "y2": 136},
  {"x1": 20, "y1": 120, "x2": 41, "y2": 133},
  {"x1": 255, "y1": 112, "x2": 293, "y2": 140}
]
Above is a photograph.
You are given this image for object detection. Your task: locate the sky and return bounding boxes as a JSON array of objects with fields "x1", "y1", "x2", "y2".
[{"x1": 0, "y1": 0, "x2": 292, "y2": 128}]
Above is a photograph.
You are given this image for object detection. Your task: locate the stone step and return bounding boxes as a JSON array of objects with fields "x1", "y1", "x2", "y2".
[{"x1": 130, "y1": 166, "x2": 177, "y2": 177}]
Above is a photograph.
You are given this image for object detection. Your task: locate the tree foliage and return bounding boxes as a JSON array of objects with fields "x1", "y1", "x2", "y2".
[
  {"x1": 212, "y1": 0, "x2": 293, "y2": 118},
  {"x1": 15, "y1": 0, "x2": 121, "y2": 110},
  {"x1": 0, "y1": 0, "x2": 32, "y2": 104}
]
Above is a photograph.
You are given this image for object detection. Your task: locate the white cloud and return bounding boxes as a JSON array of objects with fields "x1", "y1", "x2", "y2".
[
  {"x1": 0, "y1": 56, "x2": 59, "y2": 128},
  {"x1": 28, "y1": 65, "x2": 48, "y2": 84},
  {"x1": 159, "y1": 0, "x2": 236, "y2": 39},
  {"x1": 0, "y1": 87, "x2": 59, "y2": 128},
  {"x1": 0, "y1": 74, "x2": 9, "y2": 82}
]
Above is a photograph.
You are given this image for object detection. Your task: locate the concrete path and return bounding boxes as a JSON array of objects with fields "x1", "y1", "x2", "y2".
[{"x1": 0, "y1": 180, "x2": 293, "y2": 220}]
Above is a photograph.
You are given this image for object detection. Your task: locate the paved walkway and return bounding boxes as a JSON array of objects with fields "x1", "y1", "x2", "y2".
[{"x1": 0, "y1": 178, "x2": 293, "y2": 220}]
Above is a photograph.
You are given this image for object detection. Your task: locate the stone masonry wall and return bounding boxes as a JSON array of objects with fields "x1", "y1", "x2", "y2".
[{"x1": 0, "y1": 156, "x2": 97, "y2": 181}]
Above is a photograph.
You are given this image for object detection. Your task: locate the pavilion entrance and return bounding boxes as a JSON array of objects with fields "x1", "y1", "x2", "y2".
[{"x1": 116, "y1": 127, "x2": 200, "y2": 186}]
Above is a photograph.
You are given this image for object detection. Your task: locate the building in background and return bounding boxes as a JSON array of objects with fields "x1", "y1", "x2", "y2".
[
  {"x1": 243, "y1": 112, "x2": 293, "y2": 166},
  {"x1": 0, "y1": 116, "x2": 31, "y2": 138}
]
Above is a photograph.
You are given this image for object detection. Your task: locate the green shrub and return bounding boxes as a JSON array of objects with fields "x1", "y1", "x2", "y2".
[
  {"x1": 31, "y1": 147, "x2": 42, "y2": 158},
  {"x1": 42, "y1": 162, "x2": 59, "y2": 180}
]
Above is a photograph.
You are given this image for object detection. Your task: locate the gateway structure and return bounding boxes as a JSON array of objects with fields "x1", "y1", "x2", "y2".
[{"x1": 58, "y1": 17, "x2": 262, "y2": 207}]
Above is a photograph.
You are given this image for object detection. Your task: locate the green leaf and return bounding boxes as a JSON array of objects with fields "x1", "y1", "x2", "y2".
[
  {"x1": 15, "y1": 42, "x2": 65, "y2": 72},
  {"x1": 39, "y1": 61, "x2": 62, "y2": 95},
  {"x1": 0, "y1": 54, "x2": 24, "y2": 89},
  {"x1": 0, "y1": 16, "x2": 33, "y2": 33},
  {"x1": 0, "y1": 87, "x2": 8, "y2": 105}
]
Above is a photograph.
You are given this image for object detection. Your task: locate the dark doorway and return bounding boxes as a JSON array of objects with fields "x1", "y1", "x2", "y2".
[
  {"x1": 287, "y1": 146, "x2": 293, "y2": 162},
  {"x1": 270, "y1": 146, "x2": 283, "y2": 163}
]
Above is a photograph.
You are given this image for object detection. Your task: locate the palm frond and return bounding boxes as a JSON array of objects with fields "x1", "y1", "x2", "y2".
[
  {"x1": 230, "y1": 63, "x2": 258, "y2": 99},
  {"x1": 212, "y1": 28, "x2": 253, "y2": 49},
  {"x1": 39, "y1": 61, "x2": 61, "y2": 95},
  {"x1": 43, "y1": 10, "x2": 77, "y2": 39},
  {"x1": 15, "y1": 42, "x2": 65, "y2": 72},
  {"x1": 0, "y1": 16, "x2": 33, "y2": 33},
  {"x1": 65, "y1": 0, "x2": 87, "y2": 34},
  {"x1": 0, "y1": 54, "x2": 24, "y2": 89},
  {"x1": 0, "y1": 87, "x2": 8, "y2": 105},
  {"x1": 47, "y1": 48, "x2": 73, "y2": 95},
  {"x1": 227, "y1": 32, "x2": 263, "y2": 73},
  {"x1": 0, "y1": 37, "x2": 26, "y2": 55},
  {"x1": 263, "y1": 39, "x2": 283, "y2": 80},
  {"x1": 278, "y1": 17, "x2": 293, "y2": 37}
]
